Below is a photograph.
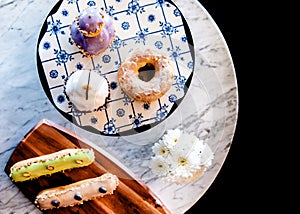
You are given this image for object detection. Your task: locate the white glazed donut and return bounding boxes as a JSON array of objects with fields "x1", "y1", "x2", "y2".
[{"x1": 117, "y1": 49, "x2": 175, "y2": 103}]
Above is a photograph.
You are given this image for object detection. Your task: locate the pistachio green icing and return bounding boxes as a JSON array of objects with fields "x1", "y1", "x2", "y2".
[{"x1": 10, "y1": 149, "x2": 95, "y2": 182}]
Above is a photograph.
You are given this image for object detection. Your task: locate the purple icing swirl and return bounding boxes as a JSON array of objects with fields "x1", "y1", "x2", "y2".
[
  {"x1": 78, "y1": 7, "x2": 104, "y2": 36},
  {"x1": 70, "y1": 7, "x2": 115, "y2": 56}
]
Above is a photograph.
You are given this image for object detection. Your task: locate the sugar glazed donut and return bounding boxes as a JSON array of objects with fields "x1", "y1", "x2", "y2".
[{"x1": 118, "y1": 49, "x2": 175, "y2": 103}]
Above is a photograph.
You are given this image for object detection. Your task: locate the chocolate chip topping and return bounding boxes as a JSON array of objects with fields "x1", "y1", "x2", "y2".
[
  {"x1": 51, "y1": 200, "x2": 60, "y2": 207},
  {"x1": 74, "y1": 193, "x2": 83, "y2": 201},
  {"x1": 98, "y1": 186, "x2": 107, "y2": 193}
]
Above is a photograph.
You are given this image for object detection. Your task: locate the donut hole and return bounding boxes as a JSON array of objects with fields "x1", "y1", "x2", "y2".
[{"x1": 138, "y1": 63, "x2": 156, "y2": 82}]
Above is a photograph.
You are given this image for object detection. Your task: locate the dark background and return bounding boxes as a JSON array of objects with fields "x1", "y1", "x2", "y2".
[
  {"x1": 186, "y1": 0, "x2": 250, "y2": 213},
  {"x1": 185, "y1": 1, "x2": 290, "y2": 212}
]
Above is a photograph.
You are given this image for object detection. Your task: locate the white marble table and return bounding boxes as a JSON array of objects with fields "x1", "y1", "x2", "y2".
[{"x1": 0, "y1": 0, "x2": 238, "y2": 213}]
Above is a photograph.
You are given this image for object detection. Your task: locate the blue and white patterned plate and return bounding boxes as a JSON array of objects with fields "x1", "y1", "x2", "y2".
[{"x1": 37, "y1": 0, "x2": 194, "y2": 136}]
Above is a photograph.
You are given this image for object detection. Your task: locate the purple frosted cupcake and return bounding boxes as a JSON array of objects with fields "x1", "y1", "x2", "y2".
[{"x1": 70, "y1": 7, "x2": 115, "y2": 57}]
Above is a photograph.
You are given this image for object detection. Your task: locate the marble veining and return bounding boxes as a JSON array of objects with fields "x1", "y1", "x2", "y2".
[{"x1": 0, "y1": 0, "x2": 238, "y2": 213}]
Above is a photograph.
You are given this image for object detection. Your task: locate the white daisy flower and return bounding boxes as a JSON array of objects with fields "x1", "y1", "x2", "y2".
[
  {"x1": 162, "y1": 128, "x2": 181, "y2": 148},
  {"x1": 192, "y1": 137, "x2": 205, "y2": 153},
  {"x1": 149, "y1": 156, "x2": 170, "y2": 176},
  {"x1": 172, "y1": 149, "x2": 200, "y2": 168},
  {"x1": 152, "y1": 142, "x2": 170, "y2": 157},
  {"x1": 199, "y1": 144, "x2": 214, "y2": 167},
  {"x1": 149, "y1": 128, "x2": 214, "y2": 184},
  {"x1": 172, "y1": 133, "x2": 197, "y2": 155}
]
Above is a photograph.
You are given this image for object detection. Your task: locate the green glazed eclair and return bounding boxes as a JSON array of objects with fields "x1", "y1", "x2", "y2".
[{"x1": 9, "y1": 148, "x2": 95, "y2": 182}]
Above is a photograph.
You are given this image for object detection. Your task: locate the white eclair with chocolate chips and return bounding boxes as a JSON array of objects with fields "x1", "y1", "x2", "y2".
[{"x1": 34, "y1": 173, "x2": 119, "y2": 210}]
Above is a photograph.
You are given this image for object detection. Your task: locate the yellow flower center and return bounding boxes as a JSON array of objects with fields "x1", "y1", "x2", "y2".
[
  {"x1": 160, "y1": 148, "x2": 167, "y2": 155},
  {"x1": 157, "y1": 164, "x2": 164, "y2": 168},
  {"x1": 178, "y1": 157, "x2": 188, "y2": 166}
]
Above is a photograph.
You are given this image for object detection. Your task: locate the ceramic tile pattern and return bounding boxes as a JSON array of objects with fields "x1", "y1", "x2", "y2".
[{"x1": 38, "y1": 0, "x2": 194, "y2": 135}]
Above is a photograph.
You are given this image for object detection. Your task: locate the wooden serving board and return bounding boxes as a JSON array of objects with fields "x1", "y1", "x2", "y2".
[{"x1": 4, "y1": 119, "x2": 171, "y2": 214}]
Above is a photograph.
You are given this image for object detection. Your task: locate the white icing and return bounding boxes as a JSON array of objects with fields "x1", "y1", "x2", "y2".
[{"x1": 65, "y1": 70, "x2": 109, "y2": 111}]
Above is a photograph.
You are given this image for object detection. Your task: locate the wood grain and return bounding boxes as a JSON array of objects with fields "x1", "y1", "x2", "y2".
[{"x1": 4, "y1": 119, "x2": 171, "y2": 214}]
